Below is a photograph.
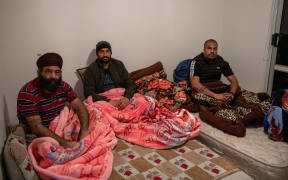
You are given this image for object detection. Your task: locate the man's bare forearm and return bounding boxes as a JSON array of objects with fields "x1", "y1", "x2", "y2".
[
  {"x1": 77, "y1": 103, "x2": 89, "y2": 130},
  {"x1": 191, "y1": 76, "x2": 216, "y2": 98},
  {"x1": 230, "y1": 81, "x2": 238, "y2": 95},
  {"x1": 31, "y1": 124, "x2": 69, "y2": 146},
  {"x1": 71, "y1": 98, "x2": 89, "y2": 131},
  {"x1": 227, "y1": 75, "x2": 239, "y2": 95}
]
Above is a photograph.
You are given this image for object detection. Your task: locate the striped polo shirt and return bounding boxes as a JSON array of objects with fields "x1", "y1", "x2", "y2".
[
  {"x1": 192, "y1": 53, "x2": 234, "y2": 83},
  {"x1": 17, "y1": 77, "x2": 77, "y2": 133}
]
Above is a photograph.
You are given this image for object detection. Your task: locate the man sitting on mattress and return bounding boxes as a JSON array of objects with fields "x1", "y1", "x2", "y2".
[
  {"x1": 189, "y1": 39, "x2": 271, "y2": 137},
  {"x1": 17, "y1": 53, "x2": 89, "y2": 147},
  {"x1": 83, "y1": 40, "x2": 136, "y2": 109},
  {"x1": 190, "y1": 39, "x2": 239, "y2": 103}
]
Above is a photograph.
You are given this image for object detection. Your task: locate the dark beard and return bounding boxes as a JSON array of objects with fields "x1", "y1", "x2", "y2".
[
  {"x1": 99, "y1": 57, "x2": 111, "y2": 64},
  {"x1": 39, "y1": 75, "x2": 62, "y2": 93}
]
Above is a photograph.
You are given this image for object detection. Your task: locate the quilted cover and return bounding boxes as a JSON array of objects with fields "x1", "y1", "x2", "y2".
[
  {"x1": 196, "y1": 114, "x2": 288, "y2": 180},
  {"x1": 110, "y1": 138, "x2": 252, "y2": 179}
]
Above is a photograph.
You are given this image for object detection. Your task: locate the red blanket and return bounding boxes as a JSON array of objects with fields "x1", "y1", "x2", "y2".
[
  {"x1": 96, "y1": 88, "x2": 201, "y2": 148},
  {"x1": 28, "y1": 105, "x2": 117, "y2": 180},
  {"x1": 28, "y1": 88, "x2": 201, "y2": 179}
]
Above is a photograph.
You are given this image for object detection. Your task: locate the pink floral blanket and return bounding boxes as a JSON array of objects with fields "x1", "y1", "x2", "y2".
[
  {"x1": 28, "y1": 88, "x2": 201, "y2": 179},
  {"x1": 96, "y1": 88, "x2": 201, "y2": 148},
  {"x1": 28, "y1": 105, "x2": 117, "y2": 180}
]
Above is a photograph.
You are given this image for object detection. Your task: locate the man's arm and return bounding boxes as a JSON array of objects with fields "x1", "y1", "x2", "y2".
[
  {"x1": 226, "y1": 75, "x2": 239, "y2": 95},
  {"x1": 27, "y1": 115, "x2": 76, "y2": 148},
  {"x1": 70, "y1": 97, "x2": 89, "y2": 140},
  {"x1": 190, "y1": 76, "x2": 228, "y2": 101}
]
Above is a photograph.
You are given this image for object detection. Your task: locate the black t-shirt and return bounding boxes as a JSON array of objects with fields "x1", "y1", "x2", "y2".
[{"x1": 193, "y1": 53, "x2": 234, "y2": 83}]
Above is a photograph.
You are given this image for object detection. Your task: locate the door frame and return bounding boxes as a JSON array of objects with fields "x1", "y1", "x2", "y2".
[{"x1": 267, "y1": 0, "x2": 284, "y2": 94}]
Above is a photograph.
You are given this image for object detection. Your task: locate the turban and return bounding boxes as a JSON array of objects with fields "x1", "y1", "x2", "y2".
[
  {"x1": 36, "y1": 53, "x2": 63, "y2": 69},
  {"x1": 96, "y1": 41, "x2": 112, "y2": 54}
]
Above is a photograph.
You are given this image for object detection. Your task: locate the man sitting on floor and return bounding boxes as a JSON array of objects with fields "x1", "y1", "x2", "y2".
[
  {"x1": 189, "y1": 39, "x2": 271, "y2": 137},
  {"x1": 83, "y1": 41, "x2": 136, "y2": 109},
  {"x1": 190, "y1": 39, "x2": 239, "y2": 103},
  {"x1": 17, "y1": 53, "x2": 89, "y2": 148}
]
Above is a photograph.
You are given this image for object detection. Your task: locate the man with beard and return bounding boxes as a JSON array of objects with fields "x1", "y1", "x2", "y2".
[
  {"x1": 190, "y1": 39, "x2": 239, "y2": 102},
  {"x1": 17, "y1": 53, "x2": 89, "y2": 148},
  {"x1": 83, "y1": 41, "x2": 136, "y2": 109}
]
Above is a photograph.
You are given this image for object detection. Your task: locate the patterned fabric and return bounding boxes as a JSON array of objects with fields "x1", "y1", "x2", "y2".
[
  {"x1": 28, "y1": 106, "x2": 117, "y2": 180},
  {"x1": 110, "y1": 138, "x2": 248, "y2": 179},
  {"x1": 264, "y1": 89, "x2": 288, "y2": 142},
  {"x1": 17, "y1": 77, "x2": 77, "y2": 134},
  {"x1": 28, "y1": 88, "x2": 201, "y2": 179},
  {"x1": 191, "y1": 81, "x2": 272, "y2": 137},
  {"x1": 135, "y1": 71, "x2": 189, "y2": 111},
  {"x1": 4, "y1": 126, "x2": 39, "y2": 180},
  {"x1": 96, "y1": 88, "x2": 201, "y2": 149}
]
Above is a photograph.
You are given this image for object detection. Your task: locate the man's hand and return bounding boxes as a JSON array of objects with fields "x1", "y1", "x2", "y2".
[
  {"x1": 109, "y1": 99, "x2": 121, "y2": 107},
  {"x1": 61, "y1": 140, "x2": 77, "y2": 149},
  {"x1": 119, "y1": 97, "x2": 130, "y2": 109},
  {"x1": 78, "y1": 129, "x2": 89, "y2": 140},
  {"x1": 223, "y1": 92, "x2": 234, "y2": 101},
  {"x1": 214, "y1": 93, "x2": 230, "y2": 101}
]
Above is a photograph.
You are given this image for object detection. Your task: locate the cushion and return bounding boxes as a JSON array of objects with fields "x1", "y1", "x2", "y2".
[
  {"x1": 199, "y1": 105, "x2": 246, "y2": 137},
  {"x1": 4, "y1": 125, "x2": 39, "y2": 180},
  {"x1": 133, "y1": 68, "x2": 189, "y2": 111},
  {"x1": 129, "y1": 61, "x2": 165, "y2": 81}
]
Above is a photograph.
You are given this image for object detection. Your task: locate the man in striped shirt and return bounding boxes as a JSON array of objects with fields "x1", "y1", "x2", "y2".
[
  {"x1": 17, "y1": 53, "x2": 89, "y2": 148},
  {"x1": 190, "y1": 39, "x2": 239, "y2": 102}
]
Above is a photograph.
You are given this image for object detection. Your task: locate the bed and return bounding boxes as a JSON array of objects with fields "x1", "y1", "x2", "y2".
[{"x1": 196, "y1": 115, "x2": 288, "y2": 180}]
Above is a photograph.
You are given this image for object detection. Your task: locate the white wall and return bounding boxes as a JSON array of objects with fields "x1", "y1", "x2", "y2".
[
  {"x1": 0, "y1": 0, "x2": 275, "y2": 178},
  {"x1": 222, "y1": 0, "x2": 274, "y2": 92},
  {"x1": 0, "y1": 64, "x2": 8, "y2": 180},
  {"x1": 0, "y1": 0, "x2": 225, "y2": 126}
]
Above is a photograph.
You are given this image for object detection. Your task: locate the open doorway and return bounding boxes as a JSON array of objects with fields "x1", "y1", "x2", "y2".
[{"x1": 268, "y1": 0, "x2": 288, "y2": 93}]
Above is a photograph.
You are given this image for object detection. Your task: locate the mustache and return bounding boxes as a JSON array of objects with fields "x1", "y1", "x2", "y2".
[
  {"x1": 99, "y1": 57, "x2": 111, "y2": 64},
  {"x1": 39, "y1": 75, "x2": 62, "y2": 93}
]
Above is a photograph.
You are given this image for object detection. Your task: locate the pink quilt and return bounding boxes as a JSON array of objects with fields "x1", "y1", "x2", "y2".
[
  {"x1": 28, "y1": 106, "x2": 117, "y2": 180},
  {"x1": 93, "y1": 88, "x2": 201, "y2": 148},
  {"x1": 28, "y1": 88, "x2": 201, "y2": 179}
]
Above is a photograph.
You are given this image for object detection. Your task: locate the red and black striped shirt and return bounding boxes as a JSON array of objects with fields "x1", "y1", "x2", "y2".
[{"x1": 17, "y1": 78, "x2": 77, "y2": 133}]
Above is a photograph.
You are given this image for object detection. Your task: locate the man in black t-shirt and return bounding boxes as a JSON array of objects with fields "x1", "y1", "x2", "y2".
[{"x1": 190, "y1": 39, "x2": 239, "y2": 102}]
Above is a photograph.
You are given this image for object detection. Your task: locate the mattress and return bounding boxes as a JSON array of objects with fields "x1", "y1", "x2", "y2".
[{"x1": 195, "y1": 113, "x2": 288, "y2": 180}]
